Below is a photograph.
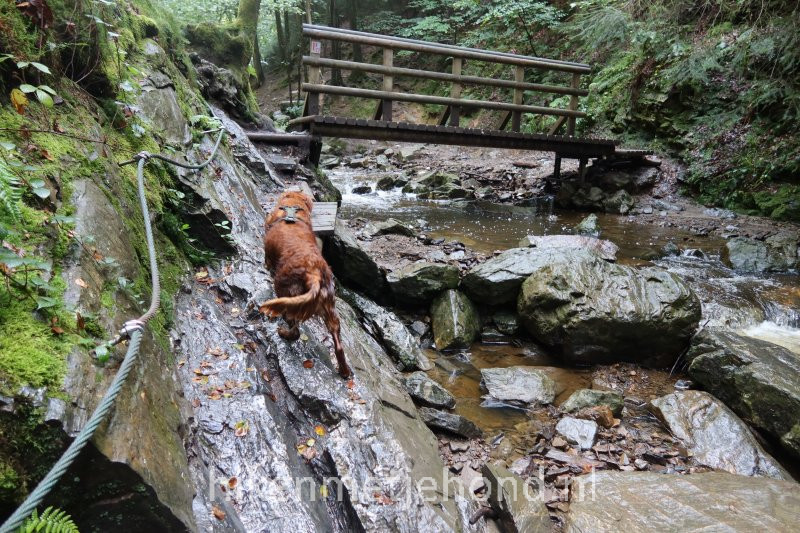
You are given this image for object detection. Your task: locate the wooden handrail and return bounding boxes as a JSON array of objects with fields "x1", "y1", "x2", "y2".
[
  {"x1": 301, "y1": 84, "x2": 586, "y2": 118},
  {"x1": 303, "y1": 26, "x2": 591, "y2": 74},
  {"x1": 302, "y1": 56, "x2": 588, "y2": 97},
  {"x1": 303, "y1": 24, "x2": 590, "y2": 71}
]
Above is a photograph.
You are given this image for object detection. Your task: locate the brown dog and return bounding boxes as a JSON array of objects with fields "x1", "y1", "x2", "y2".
[{"x1": 259, "y1": 191, "x2": 350, "y2": 378}]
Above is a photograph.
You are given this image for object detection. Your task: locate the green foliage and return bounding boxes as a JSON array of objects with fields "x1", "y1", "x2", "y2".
[
  {"x1": 0, "y1": 159, "x2": 23, "y2": 222},
  {"x1": 18, "y1": 507, "x2": 79, "y2": 533}
]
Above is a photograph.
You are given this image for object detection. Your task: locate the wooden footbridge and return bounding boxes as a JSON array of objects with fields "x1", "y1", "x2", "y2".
[{"x1": 249, "y1": 24, "x2": 649, "y2": 179}]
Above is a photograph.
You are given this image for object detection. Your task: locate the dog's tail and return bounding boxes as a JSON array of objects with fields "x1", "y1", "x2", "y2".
[{"x1": 259, "y1": 272, "x2": 322, "y2": 322}]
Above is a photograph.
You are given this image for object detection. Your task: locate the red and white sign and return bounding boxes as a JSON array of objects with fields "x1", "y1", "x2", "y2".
[{"x1": 310, "y1": 41, "x2": 322, "y2": 54}]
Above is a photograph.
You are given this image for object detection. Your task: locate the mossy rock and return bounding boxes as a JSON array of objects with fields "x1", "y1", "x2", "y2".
[{"x1": 430, "y1": 290, "x2": 479, "y2": 350}]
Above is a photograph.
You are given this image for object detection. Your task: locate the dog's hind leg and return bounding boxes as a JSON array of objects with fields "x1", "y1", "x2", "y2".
[
  {"x1": 278, "y1": 318, "x2": 300, "y2": 341},
  {"x1": 323, "y1": 307, "x2": 350, "y2": 379}
]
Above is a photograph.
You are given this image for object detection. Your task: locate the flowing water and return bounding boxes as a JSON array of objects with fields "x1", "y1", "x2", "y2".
[{"x1": 330, "y1": 166, "x2": 800, "y2": 435}]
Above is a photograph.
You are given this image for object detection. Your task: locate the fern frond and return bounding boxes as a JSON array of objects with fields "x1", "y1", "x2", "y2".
[
  {"x1": 18, "y1": 506, "x2": 80, "y2": 533},
  {"x1": 0, "y1": 159, "x2": 23, "y2": 222}
]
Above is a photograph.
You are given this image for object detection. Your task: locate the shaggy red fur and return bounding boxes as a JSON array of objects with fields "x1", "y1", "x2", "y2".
[{"x1": 259, "y1": 191, "x2": 350, "y2": 378}]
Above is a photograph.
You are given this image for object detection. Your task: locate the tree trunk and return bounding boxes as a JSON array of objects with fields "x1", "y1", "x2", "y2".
[
  {"x1": 237, "y1": 0, "x2": 263, "y2": 84},
  {"x1": 329, "y1": 0, "x2": 344, "y2": 85},
  {"x1": 347, "y1": 0, "x2": 364, "y2": 83}
]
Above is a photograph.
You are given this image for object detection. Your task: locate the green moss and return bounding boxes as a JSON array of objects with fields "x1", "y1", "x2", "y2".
[
  {"x1": 0, "y1": 293, "x2": 73, "y2": 394},
  {"x1": 0, "y1": 459, "x2": 20, "y2": 505}
]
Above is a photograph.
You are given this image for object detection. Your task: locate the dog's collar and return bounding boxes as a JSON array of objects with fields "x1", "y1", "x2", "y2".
[{"x1": 272, "y1": 205, "x2": 310, "y2": 226}]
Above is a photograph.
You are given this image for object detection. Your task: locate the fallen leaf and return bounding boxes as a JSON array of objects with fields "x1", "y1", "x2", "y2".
[
  {"x1": 302, "y1": 359, "x2": 314, "y2": 369},
  {"x1": 208, "y1": 391, "x2": 222, "y2": 400},
  {"x1": 92, "y1": 250, "x2": 104, "y2": 261},
  {"x1": 76, "y1": 311, "x2": 85, "y2": 331},
  {"x1": 234, "y1": 420, "x2": 249, "y2": 437},
  {"x1": 207, "y1": 347, "x2": 224, "y2": 357},
  {"x1": 75, "y1": 277, "x2": 88, "y2": 288},
  {"x1": 177, "y1": 359, "x2": 187, "y2": 368},
  {"x1": 346, "y1": 379, "x2": 355, "y2": 389},
  {"x1": 212, "y1": 505, "x2": 225, "y2": 520},
  {"x1": 314, "y1": 425, "x2": 326, "y2": 437},
  {"x1": 261, "y1": 369, "x2": 271, "y2": 381},
  {"x1": 195, "y1": 271, "x2": 209, "y2": 280},
  {"x1": 191, "y1": 398, "x2": 201, "y2": 408},
  {"x1": 301, "y1": 446, "x2": 317, "y2": 461},
  {"x1": 374, "y1": 492, "x2": 394, "y2": 505},
  {"x1": 51, "y1": 325, "x2": 64, "y2": 335},
  {"x1": 300, "y1": 333, "x2": 309, "y2": 342},
  {"x1": 268, "y1": 393, "x2": 277, "y2": 402},
  {"x1": 296, "y1": 443, "x2": 307, "y2": 454},
  {"x1": 10, "y1": 88, "x2": 28, "y2": 114},
  {"x1": 319, "y1": 485, "x2": 329, "y2": 498},
  {"x1": 306, "y1": 438, "x2": 316, "y2": 447},
  {"x1": 40, "y1": 148, "x2": 53, "y2": 161},
  {"x1": 228, "y1": 477, "x2": 237, "y2": 489}
]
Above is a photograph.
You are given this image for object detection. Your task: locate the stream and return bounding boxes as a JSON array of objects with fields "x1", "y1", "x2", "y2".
[{"x1": 329, "y1": 164, "x2": 800, "y2": 438}]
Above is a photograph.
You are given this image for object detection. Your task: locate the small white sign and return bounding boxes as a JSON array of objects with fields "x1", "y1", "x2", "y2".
[{"x1": 311, "y1": 41, "x2": 322, "y2": 54}]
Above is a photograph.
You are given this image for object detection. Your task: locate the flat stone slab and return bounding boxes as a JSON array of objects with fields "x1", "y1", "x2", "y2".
[{"x1": 566, "y1": 471, "x2": 800, "y2": 533}]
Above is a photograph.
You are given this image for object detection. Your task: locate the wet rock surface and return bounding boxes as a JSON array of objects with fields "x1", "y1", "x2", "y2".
[
  {"x1": 517, "y1": 234, "x2": 619, "y2": 262},
  {"x1": 419, "y1": 407, "x2": 482, "y2": 439},
  {"x1": 163, "y1": 111, "x2": 490, "y2": 531},
  {"x1": 726, "y1": 232, "x2": 799, "y2": 272},
  {"x1": 386, "y1": 261, "x2": 460, "y2": 306},
  {"x1": 404, "y1": 371, "x2": 456, "y2": 409},
  {"x1": 517, "y1": 250, "x2": 701, "y2": 366},
  {"x1": 339, "y1": 287, "x2": 431, "y2": 371},
  {"x1": 325, "y1": 219, "x2": 388, "y2": 301},
  {"x1": 687, "y1": 328, "x2": 800, "y2": 459},
  {"x1": 650, "y1": 390, "x2": 789, "y2": 479},
  {"x1": 565, "y1": 471, "x2": 800, "y2": 532},
  {"x1": 481, "y1": 463, "x2": 551, "y2": 533},
  {"x1": 480, "y1": 367, "x2": 556, "y2": 407},
  {"x1": 430, "y1": 290, "x2": 480, "y2": 350},
  {"x1": 561, "y1": 389, "x2": 623, "y2": 417},
  {"x1": 461, "y1": 247, "x2": 581, "y2": 306}
]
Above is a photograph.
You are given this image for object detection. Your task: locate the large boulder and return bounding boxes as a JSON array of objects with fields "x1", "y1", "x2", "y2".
[
  {"x1": 403, "y1": 371, "x2": 456, "y2": 409},
  {"x1": 650, "y1": 390, "x2": 790, "y2": 479},
  {"x1": 602, "y1": 189, "x2": 635, "y2": 214},
  {"x1": 338, "y1": 288, "x2": 431, "y2": 371},
  {"x1": 481, "y1": 464, "x2": 551, "y2": 533},
  {"x1": 462, "y1": 247, "x2": 595, "y2": 306},
  {"x1": 480, "y1": 367, "x2": 556, "y2": 406},
  {"x1": 517, "y1": 234, "x2": 618, "y2": 262},
  {"x1": 726, "y1": 233, "x2": 799, "y2": 272},
  {"x1": 687, "y1": 328, "x2": 800, "y2": 459},
  {"x1": 430, "y1": 290, "x2": 480, "y2": 350},
  {"x1": 517, "y1": 251, "x2": 701, "y2": 366},
  {"x1": 325, "y1": 220, "x2": 387, "y2": 300},
  {"x1": 418, "y1": 408, "x2": 482, "y2": 438},
  {"x1": 561, "y1": 389, "x2": 623, "y2": 417},
  {"x1": 387, "y1": 262, "x2": 460, "y2": 306},
  {"x1": 566, "y1": 471, "x2": 800, "y2": 532}
]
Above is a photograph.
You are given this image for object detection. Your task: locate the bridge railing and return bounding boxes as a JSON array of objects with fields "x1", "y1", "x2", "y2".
[{"x1": 299, "y1": 24, "x2": 591, "y2": 136}]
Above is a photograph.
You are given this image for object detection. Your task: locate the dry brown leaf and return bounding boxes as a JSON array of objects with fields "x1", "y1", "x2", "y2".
[
  {"x1": 211, "y1": 505, "x2": 226, "y2": 520},
  {"x1": 314, "y1": 425, "x2": 326, "y2": 437},
  {"x1": 302, "y1": 359, "x2": 314, "y2": 369},
  {"x1": 10, "y1": 88, "x2": 28, "y2": 115},
  {"x1": 228, "y1": 477, "x2": 238, "y2": 489},
  {"x1": 75, "y1": 312, "x2": 85, "y2": 331},
  {"x1": 51, "y1": 325, "x2": 64, "y2": 335},
  {"x1": 75, "y1": 278, "x2": 88, "y2": 288}
]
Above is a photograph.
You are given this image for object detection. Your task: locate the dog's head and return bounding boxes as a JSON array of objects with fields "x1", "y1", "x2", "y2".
[{"x1": 269, "y1": 191, "x2": 313, "y2": 224}]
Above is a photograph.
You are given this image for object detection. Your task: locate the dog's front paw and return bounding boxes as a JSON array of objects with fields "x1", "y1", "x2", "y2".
[{"x1": 278, "y1": 326, "x2": 300, "y2": 341}]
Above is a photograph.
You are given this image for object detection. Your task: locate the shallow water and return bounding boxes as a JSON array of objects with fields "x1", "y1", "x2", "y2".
[{"x1": 330, "y1": 165, "x2": 800, "y2": 434}]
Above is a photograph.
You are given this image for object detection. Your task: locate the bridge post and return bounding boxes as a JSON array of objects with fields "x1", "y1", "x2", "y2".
[
  {"x1": 307, "y1": 40, "x2": 322, "y2": 115},
  {"x1": 449, "y1": 57, "x2": 462, "y2": 127},
  {"x1": 512, "y1": 66, "x2": 524, "y2": 132},
  {"x1": 566, "y1": 73, "x2": 581, "y2": 136},
  {"x1": 381, "y1": 48, "x2": 393, "y2": 121}
]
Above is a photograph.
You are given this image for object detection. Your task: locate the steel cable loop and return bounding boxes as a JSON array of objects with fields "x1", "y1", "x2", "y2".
[{"x1": 1, "y1": 126, "x2": 226, "y2": 532}]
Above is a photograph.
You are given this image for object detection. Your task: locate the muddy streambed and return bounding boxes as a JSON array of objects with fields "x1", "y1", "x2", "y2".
[{"x1": 329, "y1": 166, "x2": 800, "y2": 440}]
